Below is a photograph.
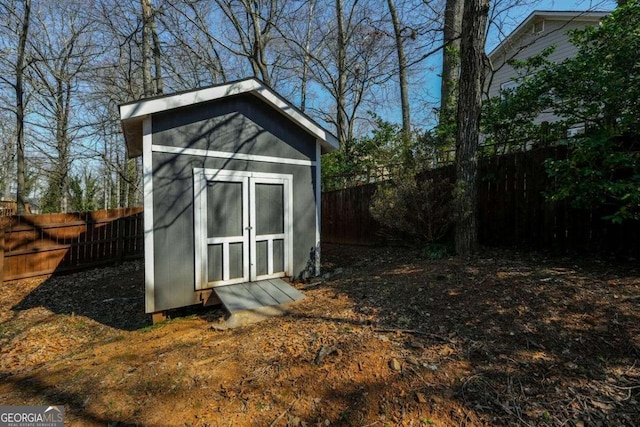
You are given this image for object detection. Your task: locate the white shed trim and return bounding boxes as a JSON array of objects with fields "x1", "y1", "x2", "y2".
[
  {"x1": 315, "y1": 140, "x2": 322, "y2": 275},
  {"x1": 142, "y1": 116, "x2": 155, "y2": 313},
  {"x1": 152, "y1": 144, "x2": 316, "y2": 167}
]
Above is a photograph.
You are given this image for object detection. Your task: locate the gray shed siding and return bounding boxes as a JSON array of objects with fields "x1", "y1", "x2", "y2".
[
  {"x1": 149, "y1": 96, "x2": 318, "y2": 312},
  {"x1": 152, "y1": 94, "x2": 316, "y2": 160}
]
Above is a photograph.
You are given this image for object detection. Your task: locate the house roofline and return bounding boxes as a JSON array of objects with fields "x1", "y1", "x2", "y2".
[
  {"x1": 487, "y1": 10, "x2": 611, "y2": 59},
  {"x1": 119, "y1": 78, "x2": 339, "y2": 158}
]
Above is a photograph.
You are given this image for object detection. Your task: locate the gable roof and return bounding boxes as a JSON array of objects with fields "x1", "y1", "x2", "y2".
[
  {"x1": 119, "y1": 78, "x2": 339, "y2": 158},
  {"x1": 488, "y1": 10, "x2": 610, "y2": 60}
]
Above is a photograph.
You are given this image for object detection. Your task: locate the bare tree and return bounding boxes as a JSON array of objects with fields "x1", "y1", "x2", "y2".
[
  {"x1": 335, "y1": 0, "x2": 349, "y2": 143},
  {"x1": 159, "y1": 0, "x2": 228, "y2": 90},
  {"x1": 294, "y1": 0, "x2": 317, "y2": 112},
  {"x1": 303, "y1": 0, "x2": 395, "y2": 146},
  {"x1": 387, "y1": 0, "x2": 411, "y2": 137},
  {"x1": 28, "y1": 1, "x2": 96, "y2": 212},
  {"x1": 141, "y1": 0, "x2": 163, "y2": 96},
  {"x1": 454, "y1": 0, "x2": 489, "y2": 255},
  {"x1": 212, "y1": 0, "x2": 286, "y2": 86},
  {"x1": 88, "y1": 0, "x2": 145, "y2": 208},
  {"x1": 0, "y1": 0, "x2": 31, "y2": 214},
  {"x1": 15, "y1": 0, "x2": 29, "y2": 214},
  {"x1": 0, "y1": 115, "x2": 16, "y2": 200}
]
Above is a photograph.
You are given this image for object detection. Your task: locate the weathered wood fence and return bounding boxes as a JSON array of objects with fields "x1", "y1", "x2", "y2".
[
  {"x1": 322, "y1": 185, "x2": 381, "y2": 245},
  {"x1": 0, "y1": 200, "x2": 32, "y2": 216},
  {"x1": 322, "y1": 146, "x2": 640, "y2": 253},
  {"x1": 0, "y1": 207, "x2": 143, "y2": 283}
]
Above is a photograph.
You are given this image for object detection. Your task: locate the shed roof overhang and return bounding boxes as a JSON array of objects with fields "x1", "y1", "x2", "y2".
[{"x1": 119, "y1": 78, "x2": 339, "y2": 158}]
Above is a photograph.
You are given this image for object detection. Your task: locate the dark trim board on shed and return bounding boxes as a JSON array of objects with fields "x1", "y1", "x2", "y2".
[{"x1": 214, "y1": 279, "x2": 304, "y2": 313}]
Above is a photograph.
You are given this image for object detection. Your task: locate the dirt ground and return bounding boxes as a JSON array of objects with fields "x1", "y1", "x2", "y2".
[{"x1": 1, "y1": 244, "x2": 639, "y2": 427}]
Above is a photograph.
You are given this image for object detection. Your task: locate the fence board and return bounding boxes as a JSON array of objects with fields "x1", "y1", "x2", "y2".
[
  {"x1": 0, "y1": 226, "x2": 4, "y2": 283},
  {"x1": 1, "y1": 207, "x2": 143, "y2": 282},
  {"x1": 322, "y1": 185, "x2": 381, "y2": 245},
  {"x1": 321, "y1": 146, "x2": 640, "y2": 254}
]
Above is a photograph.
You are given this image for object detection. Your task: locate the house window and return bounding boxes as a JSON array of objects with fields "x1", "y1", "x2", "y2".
[
  {"x1": 532, "y1": 20, "x2": 545, "y2": 34},
  {"x1": 567, "y1": 126, "x2": 585, "y2": 137}
]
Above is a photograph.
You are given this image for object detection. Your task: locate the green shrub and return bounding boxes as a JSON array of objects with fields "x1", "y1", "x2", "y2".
[{"x1": 370, "y1": 173, "x2": 453, "y2": 243}]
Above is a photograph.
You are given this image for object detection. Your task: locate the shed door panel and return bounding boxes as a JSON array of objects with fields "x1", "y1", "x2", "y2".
[
  {"x1": 255, "y1": 184, "x2": 284, "y2": 235},
  {"x1": 194, "y1": 169, "x2": 291, "y2": 290},
  {"x1": 198, "y1": 176, "x2": 250, "y2": 289},
  {"x1": 207, "y1": 182, "x2": 243, "y2": 237},
  {"x1": 251, "y1": 180, "x2": 288, "y2": 281}
]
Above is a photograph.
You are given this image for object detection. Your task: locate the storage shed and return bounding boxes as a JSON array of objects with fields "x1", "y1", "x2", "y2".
[{"x1": 119, "y1": 78, "x2": 338, "y2": 315}]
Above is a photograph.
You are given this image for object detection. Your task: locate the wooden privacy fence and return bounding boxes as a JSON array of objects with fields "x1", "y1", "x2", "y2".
[
  {"x1": 322, "y1": 146, "x2": 640, "y2": 253},
  {"x1": 0, "y1": 200, "x2": 32, "y2": 216},
  {"x1": 322, "y1": 185, "x2": 381, "y2": 245},
  {"x1": 0, "y1": 207, "x2": 143, "y2": 283}
]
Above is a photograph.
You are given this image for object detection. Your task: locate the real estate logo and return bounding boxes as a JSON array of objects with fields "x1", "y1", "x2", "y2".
[{"x1": 0, "y1": 406, "x2": 64, "y2": 427}]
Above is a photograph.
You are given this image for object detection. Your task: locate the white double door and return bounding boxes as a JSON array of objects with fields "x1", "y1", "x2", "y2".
[{"x1": 194, "y1": 168, "x2": 292, "y2": 289}]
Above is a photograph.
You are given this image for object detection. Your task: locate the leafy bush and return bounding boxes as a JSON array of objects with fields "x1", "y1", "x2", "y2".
[
  {"x1": 545, "y1": 135, "x2": 640, "y2": 223},
  {"x1": 370, "y1": 173, "x2": 453, "y2": 243},
  {"x1": 483, "y1": 1, "x2": 640, "y2": 223},
  {"x1": 422, "y1": 242, "x2": 452, "y2": 260},
  {"x1": 322, "y1": 117, "x2": 406, "y2": 191},
  {"x1": 322, "y1": 115, "x2": 437, "y2": 191}
]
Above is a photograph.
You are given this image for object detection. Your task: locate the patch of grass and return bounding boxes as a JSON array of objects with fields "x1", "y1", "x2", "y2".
[
  {"x1": 74, "y1": 320, "x2": 87, "y2": 329},
  {"x1": 138, "y1": 313, "x2": 198, "y2": 333},
  {"x1": 138, "y1": 321, "x2": 167, "y2": 333},
  {"x1": 422, "y1": 243, "x2": 452, "y2": 260}
]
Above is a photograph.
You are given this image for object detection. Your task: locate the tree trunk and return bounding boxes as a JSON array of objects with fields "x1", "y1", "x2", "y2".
[
  {"x1": 56, "y1": 77, "x2": 70, "y2": 212},
  {"x1": 141, "y1": 0, "x2": 153, "y2": 96},
  {"x1": 300, "y1": 0, "x2": 315, "y2": 112},
  {"x1": 336, "y1": 0, "x2": 349, "y2": 147},
  {"x1": 148, "y1": 0, "x2": 164, "y2": 95},
  {"x1": 439, "y1": 0, "x2": 463, "y2": 152},
  {"x1": 15, "y1": 0, "x2": 30, "y2": 215},
  {"x1": 454, "y1": 0, "x2": 489, "y2": 256},
  {"x1": 248, "y1": 1, "x2": 271, "y2": 85},
  {"x1": 387, "y1": 0, "x2": 410, "y2": 138}
]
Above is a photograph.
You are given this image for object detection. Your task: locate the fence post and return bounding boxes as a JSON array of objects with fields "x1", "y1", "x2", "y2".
[
  {"x1": 117, "y1": 216, "x2": 126, "y2": 264},
  {"x1": 0, "y1": 225, "x2": 4, "y2": 284}
]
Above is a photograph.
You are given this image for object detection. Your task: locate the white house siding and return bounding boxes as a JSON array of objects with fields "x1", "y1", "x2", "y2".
[
  {"x1": 488, "y1": 19, "x2": 591, "y2": 98},
  {"x1": 487, "y1": 15, "x2": 605, "y2": 125}
]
